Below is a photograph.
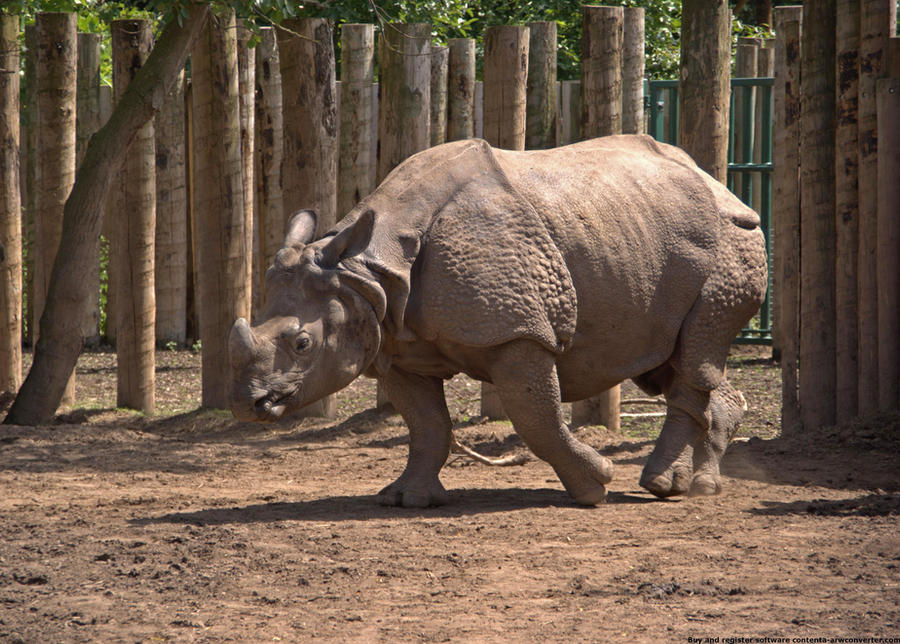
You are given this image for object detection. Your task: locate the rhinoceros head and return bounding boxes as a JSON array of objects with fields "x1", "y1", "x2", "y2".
[{"x1": 228, "y1": 209, "x2": 383, "y2": 422}]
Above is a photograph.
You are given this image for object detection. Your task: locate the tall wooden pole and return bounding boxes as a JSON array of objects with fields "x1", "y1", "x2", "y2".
[
  {"x1": 526, "y1": 21, "x2": 558, "y2": 150},
  {"x1": 679, "y1": 0, "x2": 731, "y2": 183},
  {"x1": 581, "y1": 6, "x2": 623, "y2": 139},
  {"x1": 192, "y1": 9, "x2": 249, "y2": 410},
  {"x1": 857, "y1": 0, "x2": 897, "y2": 415},
  {"x1": 480, "y1": 25, "x2": 529, "y2": 419},
  {"x1": 34, "y1": 12, "x2": 77, "y2": 406},
  {"x1": 0, "y1": 15, "x2": 22, "y2": 395},
  {"x1": 237, "y1": 20, "x2": 255, "y2": 317},
  {"x1": 279, "y1": 17, "x2": 338, "y2": 418},
  {"x1": 483, "y1": 25, "x2": 529, "y2": 150},
  {"x1": 799, "y1": 0, "x2": 837, "y2": 430},
  {"x1": 21, "y1": 26, "x2": 35, "y2": 349},
  {"x1": 876, "y1": 77, "x2": 900, "y2": 411},
  {"x1": 835, "y1": 0, "x2": 860, "y2": 422},
  {"x1": 338, "y1": 24, "x2": 375, "y2": 218},
  {"x1": 111, "y1": 19, "x2": 156, "y2": 414},
  {"x1": 446, "y1": 38, "x2": 476, "y2": 142},
  {"x1": 622, "y1": 7, "x2": 645, "y2": 135},
  {"x1": 733, "y1": 41, "x2": 758, "y2": 200},
  {"x1": 254, "y1": 27, "x2": 284, "y2": 306},
  {"x1": 76, "y1": 32, "x2": 102, "y2": 348},
  {"x1": 430, "y1": 46, "x2": 449, "y2": 147},
  {"x1": 155, "y1": 70, "x2": 188, "y2": 344},
  {"x1": 773, "y1": 6, "x2": 802, "y2": 432}
]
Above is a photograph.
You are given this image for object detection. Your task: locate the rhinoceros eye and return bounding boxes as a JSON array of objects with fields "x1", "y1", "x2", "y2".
[{"x1": 295, "y1": 334, "x2": 312, "y2": 353}]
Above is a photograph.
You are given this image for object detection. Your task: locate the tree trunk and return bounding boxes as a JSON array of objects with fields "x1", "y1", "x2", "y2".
[
  {"x1": 375, "y1": 23, "x2": 431, "y2": 410},
  {"x1": 622, "y1": 7, "x2": 645, "y2": 135},
  {"x1": 76, "y1": 32, "x2": 102, "y2": 348},
  {"x1": 481, "y1": 24, "x2": 530, "y2": 419},
  {"x1": 20, "y1": 26, "x2": 35, "y2": 349},
  {"x1": 559, "y1": 80, "x2": 582, "y2": 145},
  {"x1": 192, "y1": 9, "x2": 249, "y2": 411},
  {"x1": 772, "y1": 6, "x2": 802, "y2": 433},
  {"x1": 236, "y1": 20, "x2": 255, "y2": 317},
  {"x1": 33, "y1": 12, "x2": 77, "y2": 407},
  {"x1": 446, "y1": 38, "x2": 475, "y2": 142},
  {"x1": 857, "y1": 0, "x2": 897, "y2": 416},
  {"x1": 4, "y1": 4, "x2": 209, "y2": 426},
  {"x1": 876, "y1": 77, "x2": 900, "y2": 410},
  {"x1": 0, "y1": 15, "x2": 22, "y2": 395},
  {"x1": 254, "y1": 26, "x2": 284, "y2": 311},
  {"x1": 835, "y1": 0, "x2": 860, "y2": 422},
  {"x1": 111, "y1": 19, "x2": 156, "y2": 414},
  {"x1": 799, "y1": 0, "x2": 837, "y2": 430},
  {"x1": 679, "y1": 0, "x2": 731, "y2": 183},
  {"x1": 338, "y1": 24, "x2": 374, "y2": 220},
  {"x1": 155, "y1": 69, "x2": 187, "y2": 344},
  {"x1": 581, "y1": 6, "x2": 623, "y2": 139},
  {"x1": 526, "y1": 21, "x2": 558, "y2": 150},
  {"x1": 430, "y1": 46, "x2": 449, "y2": 147},
  {"x1": 278, "y1": 17, "x2": 338, "y2": 418}
]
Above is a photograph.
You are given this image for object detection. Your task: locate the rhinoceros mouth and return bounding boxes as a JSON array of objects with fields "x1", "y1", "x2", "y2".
[{"x1": 253, "y1": 390, "x2": 293, "y2": 420}]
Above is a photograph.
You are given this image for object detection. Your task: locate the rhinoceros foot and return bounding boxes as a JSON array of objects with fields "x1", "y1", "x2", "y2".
[
  {"x1": 376, "y1": 475, "x2": 450, "y2": 508},
  {"x1": 639, "y1": 466, "x2": 693, "y2": 499},
  {"x1": 688, "y1": 472, "x2": 723, "y2": 496}
]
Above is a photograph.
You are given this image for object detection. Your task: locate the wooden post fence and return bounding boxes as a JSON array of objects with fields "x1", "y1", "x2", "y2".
[
  {"x1": 447, "y1": 38, "x2": 476, "y2": 142},
  {"x1": 526, "y1": 21, "x2": 558, "y2": 150}
]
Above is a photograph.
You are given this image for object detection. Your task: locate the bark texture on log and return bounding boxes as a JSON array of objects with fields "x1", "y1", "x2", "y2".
[
  {"x1": 483, "y1": 25, "x2": 529, "y2": 150},
  {"x1": 526, "y1": 21, "x2": 558, "y2": 150},
  {"x1": 678, "y1": 0, "x2": 731, "y2": 183},
  {"x1": 338, "y1": 24, "x2": 374, "y2": 218},
  {"x1": 0, "y1": 15, "x2": 22, "y2": 394},
  {"x1": 446, "y1": 38, "x2": 475, "y2": 142},
  {"x1": 773, "y1": 6, "x2": 802, "y2": 432},
  {"x1": 430, "y1": 46, "x2": 449, "y2": 147},
  {"x1": 622, "y1": 7, "x2": 645, "y2": 135},
  {"x1": 581, "y1": 6, "x2": 623, "y2": 139},
  {"x1": 799, "y1": 0, "x2": 837, "y2": 430}
]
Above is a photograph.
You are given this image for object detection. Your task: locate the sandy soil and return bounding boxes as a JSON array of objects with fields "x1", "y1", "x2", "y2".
[{"x1": 1, "y1": 346, "x2": 897, "y2": 643}]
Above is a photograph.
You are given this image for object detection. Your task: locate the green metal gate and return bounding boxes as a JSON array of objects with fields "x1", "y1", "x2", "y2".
[{"x1": 646, "y1": 77, "x2": 774, "y2": 345}]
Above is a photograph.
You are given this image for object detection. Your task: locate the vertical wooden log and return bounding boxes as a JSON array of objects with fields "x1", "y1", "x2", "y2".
[
  {"x1": 621, "y1": 7, "x2": 645, "y2": 135},
  {"x1": 733, "y1": 42, "x2": 758, "y2": 199},
  {"x1": 192, "y1": 9, "x2": 249, "y2": 410},
  {"x1": 237, "y1": 21, "x2": 255, "y2": 318},
  {"x1": 377, "y1": 23, "x2": 430, "y2": 184},
  {"x1": 430, "y1": 46, "x2": 448, "y2": 147},
  {"x1": 799, "y1": 0, "x2": 837, "y2": 430},
  {"x1": 773, "y1": 7, "x2": 802, "y2": 432},
  {"x1": 338, "y1": 24, "x2": 374, "y2": 218},
  {"x1": 34, "y1": 12, "x2": 77, "y2": 405},
  {"x1": 679, "y1": 0, "x2": 731, "y2": 183},
  {"x1": 526, "y1": 21, "x2": 558, "y2": 150},
  {"x1": 474, "y1": 80, "x2": 484, "y2": 139},
  {"x1": 0, "y1": 15, "x2": 22, "y2": 394},
  {"x1": 876, "y1": 77, "x2": 900, "y2": 410},
  {"x1": 483, "y1": 25, "x2": 529, "y2": 150},
  {"x1": 76, "y1": 32, "x2": 102, "y2": 348},
  {"x1": 753, "y1": 44, "x2": 775, "y2": 215},
  {"x1": 184, "y1": 78, "x2": 198, "y2": 345},
  {"x1": 581, "y1": 6, "x2": 623, "y2": 139},
  {"x1": 155, "y1": 70, "x2": 187, "y2": 345},
  {"x1": 835, "y1": 0, "x2": 860, "y2": 422},
  {"x1": 480, "y1": 25, "x2": 529, "y2": 419},
  {"x1": 254, "y1": 27, "x2": 284, "y2": 307},
  {"x1": 21, "y1": 26, "x2": 35, "y2": 348},
  {"x1": 279, "y1": 17, "x2": 338, "y2": 418},
  {"x1": 559, "y1": 80, "x2": 582, "y2": 145},
  {"x1": 375, "y1": 22, "x2": 430, "y2": 409},
  {"x1": 577, "y1": 8, "x2": 622, "y2": 430},
  {"x1": 111, "y1": 19, "x2": 156, "y2": 413},
  {"x1": 858, "y1": 0, "x2": 897, "y2": 416},
  {"x1": 447, "y1": 38, "x2": 476, "y2": 142}
]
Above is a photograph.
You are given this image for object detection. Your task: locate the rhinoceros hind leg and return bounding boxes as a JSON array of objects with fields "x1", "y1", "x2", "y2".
[
  {"x1": 689, "y1": 379, "x2": 746, "y2": 496},
  {"x1": 640, "y1": 378, "x2": 711, "y2": 498},
  {"x1": 490, "y1": 341, "x2": 613, "y2": 506},
  {"x1": 375, "y1": 369, "x2": 452, "y2": 508}
]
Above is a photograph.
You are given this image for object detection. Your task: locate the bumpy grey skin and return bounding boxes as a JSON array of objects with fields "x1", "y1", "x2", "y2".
[{"x1": 229, "y1": 136, "x2": 768, "y2": 508}]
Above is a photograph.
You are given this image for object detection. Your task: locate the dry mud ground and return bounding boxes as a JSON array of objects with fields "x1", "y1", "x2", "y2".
[{"x1": 1, "y1": 346, "x2": 898, "y2": 643}]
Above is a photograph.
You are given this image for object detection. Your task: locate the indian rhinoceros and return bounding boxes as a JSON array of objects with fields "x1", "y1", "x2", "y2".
[{"x1": 229, "y1": 135, "x2": 768, "y2": 507}]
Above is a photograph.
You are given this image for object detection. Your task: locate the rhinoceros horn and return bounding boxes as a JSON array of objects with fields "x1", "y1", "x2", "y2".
[{"x1": 229, "y1": 317, "x2": 259, "y2": 368}]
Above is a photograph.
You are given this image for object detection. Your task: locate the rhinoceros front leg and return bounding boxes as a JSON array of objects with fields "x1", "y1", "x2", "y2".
[
  {"x1": 376, "y1": 368, "x2": 452, "y2": 508},
  {"x1": 489, "y1": 340, "x2": 614, "y2": 506}
]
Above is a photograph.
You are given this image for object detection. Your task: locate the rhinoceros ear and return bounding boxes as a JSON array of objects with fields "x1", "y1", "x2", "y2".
[
  {"x1": 320, "y1": 208, "x2": 376, "y2": 268},
  {"x1": 284, "y1": 209, "x2": 318, "y2": 249}
]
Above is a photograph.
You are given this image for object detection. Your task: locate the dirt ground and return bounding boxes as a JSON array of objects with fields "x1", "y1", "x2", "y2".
[{"x1": 1, "y1": 345, "x2": 897, "y2": 643}]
